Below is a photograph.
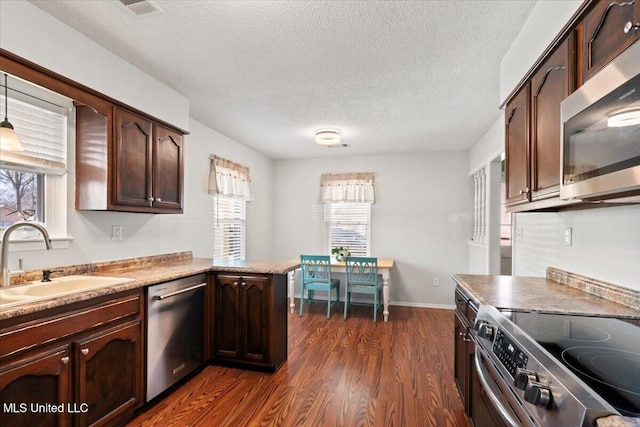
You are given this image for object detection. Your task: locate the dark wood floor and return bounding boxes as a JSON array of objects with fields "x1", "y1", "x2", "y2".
[{"x1": 127, "y1": 303, "x2": 470, "y2": 426}]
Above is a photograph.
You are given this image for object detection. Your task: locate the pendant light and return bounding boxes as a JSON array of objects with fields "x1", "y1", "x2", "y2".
[{"x1": 0, "y1": 73, "x2": 24, "y2": 151}]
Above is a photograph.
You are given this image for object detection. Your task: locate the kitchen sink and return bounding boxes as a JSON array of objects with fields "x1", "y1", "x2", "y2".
[{"x1": 0, "y1": 275, "x2": 135, "y2": 309}]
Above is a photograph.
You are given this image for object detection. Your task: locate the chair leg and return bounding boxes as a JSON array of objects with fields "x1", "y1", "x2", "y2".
[
  {"x1": 299, "y1": 285, "x2": 305, "y2": 316},
  {"x1": 326, "y1": 289, "x2": 331, "y2": 319},
  {"x1": 373, "y1": 289, "x2": 378, "y2": 322},
  {"x1": 343, "y1": 289, "x2": 348, "y2": 319}
]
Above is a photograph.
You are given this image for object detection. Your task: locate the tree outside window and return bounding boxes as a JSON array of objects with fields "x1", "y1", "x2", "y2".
[{"x1": 0, "y1": 169, "x2": 43, "y2": 227}]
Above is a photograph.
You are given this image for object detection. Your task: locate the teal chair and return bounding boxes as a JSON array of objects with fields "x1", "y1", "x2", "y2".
[
  {"x1": 299, "y1": 255, "x2": 340, "y2": 319},
  {"x1": 344, "y1": 256, "x2": 383, "y2": 322}
]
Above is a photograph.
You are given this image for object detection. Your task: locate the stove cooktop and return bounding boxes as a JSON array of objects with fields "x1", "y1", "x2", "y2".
[{"x1": 505, "y1": 311, "x2": 640, "y2": 418}]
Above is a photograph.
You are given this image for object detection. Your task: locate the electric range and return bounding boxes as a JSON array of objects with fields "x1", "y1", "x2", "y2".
[{"x1": 472, "y1": 305, "x2": 640, "y2": 426}]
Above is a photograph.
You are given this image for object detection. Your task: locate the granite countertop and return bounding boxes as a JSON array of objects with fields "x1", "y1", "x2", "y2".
[
  {"x1": 453, "y1": 273, "x2": 640, "y2": 318},
  {"x1": 0, "y1": 254, "x2": 300, "y2": 321}
]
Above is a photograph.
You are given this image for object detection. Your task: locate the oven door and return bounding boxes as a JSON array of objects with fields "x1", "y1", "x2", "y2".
[{"x1": 472, "y1": 345, "x2": 535, "y2": 427}]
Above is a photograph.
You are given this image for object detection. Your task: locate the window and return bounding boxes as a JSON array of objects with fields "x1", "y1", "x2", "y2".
[
  {"x1": 0, "y1": 74, "x2": 70, "y2": 239},
  {"x1": 324, "y1": 202, "x2": 371, "y2": 256},
  {"x1": 213, "y1": 196, "x2": 246, "y2": 260}
]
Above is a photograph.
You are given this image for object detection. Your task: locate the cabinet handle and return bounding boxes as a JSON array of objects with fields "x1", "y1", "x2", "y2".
[
  {"x1": 148, "y1": 196, "x2": 155, "y2": 207},
  {"x1": 81, "y1": 348, "x2": 89, "y2": 356},
  {"x1": 61, "y1": 356, "x2": 70, "y2": 364},
  {"x1": 624, "y1": 21, "x2": 640, "y2": 33},
  {"x1": 456, "y1": 298, "x2": 465, "y2": 304},
  {"x1": 459, "y1": 331, "x2": 467, "y2": 337},
  {"x1": 156, "y1": 197, "x2": 162, "y2": 202},
  {"x1": 241, "y1": 281, "x2": 246, "y2": 287},
  {"x1": 463, "y1": 337, "x2": 472, "y2": 342},
  {"x1": 233, "y1": 281, "x2": 238, "y2": 286},
  {"x1": 519, "y1": 187, "x2": 530, "y2": 195}
]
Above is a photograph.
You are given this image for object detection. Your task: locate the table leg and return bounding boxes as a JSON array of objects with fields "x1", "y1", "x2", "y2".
[
  {"x1": 289, "y1": 270, "x2": 296, "y2": 313},
  {"x1": 382, "y1": 271, "x2": 390, "y2": 322}
]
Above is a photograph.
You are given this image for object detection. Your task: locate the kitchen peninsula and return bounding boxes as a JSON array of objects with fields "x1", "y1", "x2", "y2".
[{"x1": 0, "y1": 252, "x2": 299, "y2": 427}]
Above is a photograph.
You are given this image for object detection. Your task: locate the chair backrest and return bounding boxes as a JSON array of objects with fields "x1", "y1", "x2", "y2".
[
  {"x1": 300, "y1": 255, "x2": 333, "y2": 285},
  {"x1": 345, "y1": 256, "x2": 379, "y2": 286}
]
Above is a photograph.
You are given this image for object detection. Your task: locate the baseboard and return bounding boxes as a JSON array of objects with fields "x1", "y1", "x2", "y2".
[{"x1": 293, "y1": 293, "x2": 455, "y2": 310}]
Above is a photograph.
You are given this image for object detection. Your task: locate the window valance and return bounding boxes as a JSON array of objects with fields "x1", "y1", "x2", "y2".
[
  {"x1": 319, "y1": 172, "x2": 375, "y2": 203},
  {"x1": 208, "y1": 155, "x2": 252, "y2": 200}
]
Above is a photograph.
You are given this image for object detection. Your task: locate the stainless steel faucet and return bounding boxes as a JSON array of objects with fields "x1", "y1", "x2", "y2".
[{"x1": 0, "y1": 222, "x2": 52, "y2": 287}]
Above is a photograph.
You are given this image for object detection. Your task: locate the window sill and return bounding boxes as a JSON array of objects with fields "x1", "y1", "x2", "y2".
[{"x1": 0, "y1": 236, "x2": 74, "y2": 252}]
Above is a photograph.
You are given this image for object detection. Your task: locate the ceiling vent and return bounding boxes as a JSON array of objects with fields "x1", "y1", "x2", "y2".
[
  {"x1": 327, "y1": 144, "x2": 349, "y2": 148},
  {"x1": 119, "y1": 0, "x2": 164, "y2": 17}
]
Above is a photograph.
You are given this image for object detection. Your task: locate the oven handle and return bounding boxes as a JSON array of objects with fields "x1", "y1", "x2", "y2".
[
  {"x1": 153, "y1": 282, "x2": 207, "y2": 300},
  {"x1": 474, "y1": 346, "x2": 521, "y2": 427}
]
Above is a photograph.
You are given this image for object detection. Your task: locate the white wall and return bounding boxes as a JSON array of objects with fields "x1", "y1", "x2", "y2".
[
  {"x1": 500, "y1": 0, "x2": 582, "y2": 104},
  {"x1": 1, "y1": 1, "x2": 275, "y2": 270},
  {"x1": 513, "y1": 206, "x2": 640, "y2": 291},
  {"x1": 274, "y1": 152, "x2": 472, "y2": 307},
  {"x1": 469, "y1": 115, "x2": 504, "y2": 175}
]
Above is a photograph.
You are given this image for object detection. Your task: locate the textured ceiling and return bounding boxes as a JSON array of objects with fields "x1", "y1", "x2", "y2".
[{"x1": 29, "y1": 0, "x2": 536, "y2": 160}]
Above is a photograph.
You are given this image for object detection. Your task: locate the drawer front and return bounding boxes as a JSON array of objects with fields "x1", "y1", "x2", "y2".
[
  {"x1": 0, "y1": 291, "x2": 141, "y2": 360},
  {"x1": 454, "y1": 288, "x2": 468, "y2": 316}
]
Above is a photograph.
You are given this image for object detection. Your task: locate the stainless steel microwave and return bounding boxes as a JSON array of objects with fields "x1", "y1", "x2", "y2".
[{"x1": 560, "y1": 39, "x2": 640, "y2": 201}]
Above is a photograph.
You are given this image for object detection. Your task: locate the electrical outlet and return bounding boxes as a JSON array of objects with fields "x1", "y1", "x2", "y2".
[
  {"x1": 111, "y1": 225, "x2": 122, "y2": 241},
  {"x1": 564, "y1": 227, "x2": 572, "y2": 246},
  {"x1": 433, "y1": 278, "x2": 439, "y2": 287}
]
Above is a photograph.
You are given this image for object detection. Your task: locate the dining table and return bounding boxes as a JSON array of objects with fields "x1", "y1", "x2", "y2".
[{"x1": 288, "y1": 258, "x2": 395, "y2": 322}]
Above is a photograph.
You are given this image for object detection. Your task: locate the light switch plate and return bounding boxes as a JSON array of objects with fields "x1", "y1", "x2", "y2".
[
  {"x1": 564, "y1": 227, "x2": 572, "y2": 246},
  {"x1": 112, "y1": 225, "x2": 122, "y2": 241}
]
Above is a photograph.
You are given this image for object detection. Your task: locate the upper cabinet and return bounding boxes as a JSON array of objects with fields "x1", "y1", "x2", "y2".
[
  {"x1": 505, "y1": 84, "x2": 530, "y2": 206},
  {"x1": 504, "y1": 0, "x2": 639, "y2": 212},
  {"x1": 581, "y1": 0, "x2": 640, "y2": 82},
  {"x1": 530, "y1": 37, "x2": 574, "y2": 201},
  {"x1": 76, "y1": 104, "x2": 184, "y2": 214}
]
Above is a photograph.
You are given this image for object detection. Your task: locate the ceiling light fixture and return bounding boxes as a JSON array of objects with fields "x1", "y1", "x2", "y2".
[
  {"x1": 0, "y1": 73, "x2": 23, "y2": 151},
  {"x1": 607, "y1": 110, "x2": 640, "y2": 128},
  {"x1": 315, "y1": 129, "x2": 341, "y2": 146}
]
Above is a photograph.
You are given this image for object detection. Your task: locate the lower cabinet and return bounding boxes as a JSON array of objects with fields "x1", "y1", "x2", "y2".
[
  {"x1": 453, "y1": 286, "x2": 478, "y2": 423},
  {"x1": 0, "y1": 346, "x2": 72, "y2": 427},
  {"x1": 75, "y1": 321, "x2": 142, "y2": 427},
  {"x1": 0, "y1": 290, "x2": 144, "y2": 427},
  {"x1": 213, "y1": 273, "x2": 287, "y2": 370}
]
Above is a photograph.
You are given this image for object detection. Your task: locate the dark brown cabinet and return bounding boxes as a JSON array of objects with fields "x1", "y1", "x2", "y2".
[
  {"x1": 505, "y1": 84, "x2": 530, "y2": 207},
  {"x1": 75, "y1": 321, "x2": 142, "y2": 427},
  {"x1": 76, "y1": 104, "x2": 184, "y2": 214},
  {"x1": 530, "y1": 37, "x2": 574, "y2": 201},
  {"x1": 0, "y1": 346, "x2": 72, "y2": 427},
  {"x1": 213, "y1": 274, "x2": 287, "y2": 370},
  {"x1": 0, "y1": 290, "x2": 144, "y2": 427},
  {"x1": 581, "y1": 0, "x2": 640, "y2": 82},
  {"x1": 505, "y1": 37, "x2": 574, "y2": 210},
  {"x1": 453, "y1": 287, "x2": 477, "y2": 419}
]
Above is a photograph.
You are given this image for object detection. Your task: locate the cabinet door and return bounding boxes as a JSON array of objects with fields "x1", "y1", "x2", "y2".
[
  {"x1": 113, "y1": 108, "x2": 153, "y2": 208},
  {"x1": 241, "y1": 276, "x2": 269, "y2": 363},
  {"x1": 152, "y1": 124, "x2": 184, "y2": 212},
  {"x1": 75, "y1": 321, "x2": 142, "y2": 427},
  {"x1": 215, "y1": 275, "x2": 242, "y2": 359},
  {"x1": 530, "y1": 37, "x2": 574, "y2": 201},
  {"x1": 0, "y1": 346, "x2": 71, "y2": 427},
  {"x1": 581, "y1": 0, "x2": 640, "y2": 82},
  {"x1": 453, "y1": 312, "x2": 469, "y2": 413},
  {"x1": 505, "y1": 84, "x2": 530, "y2": 206}
]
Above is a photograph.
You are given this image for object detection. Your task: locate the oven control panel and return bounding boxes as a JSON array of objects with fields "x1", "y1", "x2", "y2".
[{"x1": 492, "y1": 329, "x2": 528, "y2": 378}]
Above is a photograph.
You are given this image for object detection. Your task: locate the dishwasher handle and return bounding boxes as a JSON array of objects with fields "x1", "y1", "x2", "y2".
[{"x1": 153, "y1": 282, "x2": 207, "y2": 300}]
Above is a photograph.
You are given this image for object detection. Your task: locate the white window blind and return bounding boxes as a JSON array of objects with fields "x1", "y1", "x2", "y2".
[
  {"x1": 0, "y1": 94, "x2": 67, "y2": 174},
  {"x1": 213, "y1": 196, "x2": 246, "y2": 260},
  {"x1": 325, "y1": 202, "x2": 371, "y2": 256}
]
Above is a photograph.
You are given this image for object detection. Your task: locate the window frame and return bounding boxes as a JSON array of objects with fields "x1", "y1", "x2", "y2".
[
  {"x1": 324, "y1": 202, "x2": 372, "y2": 257},
  {"x1": 213, "y1": 195, "x2": 247, "y2": 261}
]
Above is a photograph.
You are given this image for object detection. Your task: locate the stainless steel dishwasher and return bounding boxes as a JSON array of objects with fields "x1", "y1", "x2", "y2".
[{"x1": 146, "y1": 274, "x2": 206, "y2": 402}]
